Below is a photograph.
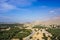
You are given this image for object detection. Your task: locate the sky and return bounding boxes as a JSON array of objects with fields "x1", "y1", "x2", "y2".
[{"x1": 0, "y1": 0, "x2": 60, "y2": 23}]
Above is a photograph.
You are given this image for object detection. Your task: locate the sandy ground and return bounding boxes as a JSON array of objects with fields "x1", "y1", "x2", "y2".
[
  {"x1": 29, "y1": 29, "x2": 52, "y2": 40},
  {"x1": 11, "y1": 27, "x2": 52, "y2": 40},
  {"x1": 30, "y1": 29, "x2": 44, "y2": 40}
]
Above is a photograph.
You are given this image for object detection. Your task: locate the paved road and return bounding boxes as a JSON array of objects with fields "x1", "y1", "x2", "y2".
[
  {"x1": 24, "y1": 29, "x2": 52, "y2": 40},
  {"x1": 23, "y1": 29, "x2": 35, "y2": 40}
]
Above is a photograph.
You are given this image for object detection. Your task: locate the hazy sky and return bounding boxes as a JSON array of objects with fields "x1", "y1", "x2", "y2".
[{"x1": 0, "y1": 0, "x2": 60, "y2": 23}]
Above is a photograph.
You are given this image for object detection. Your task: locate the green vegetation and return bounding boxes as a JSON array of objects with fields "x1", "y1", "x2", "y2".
[
  {"x1": 30, "y1": 36, "x2": 33, "y2": 39},
  {"x1": 14, "y1": 29, "x2": 32, "y2": 40},
  {"x1": 0, "y1": 27, "x2": 20, "y2": 40},
  {"x1": 46, "y1": 28, "x2": 60, "y2": 40},
  {"x1": 0, "y1": 24, "x2": 32, "y2": 40},
  {"x1": 42, "y1": 33, "x2": 48, "y2": 40},
  {"x1": 0, "y1": 24, "x2": 24, "y2": 28},
  {"x1": 33, "y1": 25, "x2": 46, "y2": 29},
  {"x1": 49, "y1": 24, "x2": 60, "y2": 28}
]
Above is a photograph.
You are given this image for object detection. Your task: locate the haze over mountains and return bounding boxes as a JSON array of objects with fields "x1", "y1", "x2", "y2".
[
  {"x1": 0, "y1": 16, "x2": 60, "y2": 25},
  {"x1": 31, "y1": 16, "x2": 60, "y2": 25},
  {"x1": 43, "y1": 16, "x2": 60, "y2": 25}
]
